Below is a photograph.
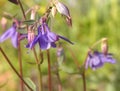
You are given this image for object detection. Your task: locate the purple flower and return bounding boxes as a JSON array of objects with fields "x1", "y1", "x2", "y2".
[
  {"x1": 26, "y1": 22, "x2": 73, "y2": 50},
  {"x1": 85, "y1": 51, "x2": 116, "y2": 70},
  {"x1": 0, "y1": 23, "x2": 18, "y2": 48}
]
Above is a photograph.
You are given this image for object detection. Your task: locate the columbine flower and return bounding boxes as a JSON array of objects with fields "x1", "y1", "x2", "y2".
[
  {"x1": 0, "y1": 22, "x2": 18, "y2": 48},
  {"x1": 85, "y1": 51, "x2": 116, "y2": 70},
  {"x1": 26, "y1": 21, "x2": 73, "y2": 50}
]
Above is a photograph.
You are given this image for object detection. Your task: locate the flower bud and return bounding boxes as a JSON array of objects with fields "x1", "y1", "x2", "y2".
[
  {"x1": 101, "y1": 38, "x2": 108, "y2": 55},
  {"x1": 28, "y1": 27, "x2": 35, "y2": 43},
  {"x1": 30, "y1": 5, "x2": 39, "y2": 20},
  {"x1": 54, "y1": 1, "x2": 72, "y2": 26},
  {"x1": 30, "y1": 10, "x2": 36, "y2": 20},
  {"x1": 51, "y1": 6, "x2": 57, "y2": 17},
  {"x1": 0, "y1": 17, "x2": 7, "y2": 30}
]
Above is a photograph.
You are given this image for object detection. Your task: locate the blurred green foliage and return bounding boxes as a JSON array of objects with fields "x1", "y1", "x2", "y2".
[{"x1": 0, "y1": 0, "x2": 120, "y2": 91}]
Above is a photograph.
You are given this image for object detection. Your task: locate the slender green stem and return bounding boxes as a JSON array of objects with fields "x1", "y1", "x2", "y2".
[
  {"x1": 82, "y1": 50, "x2": 91, "y2": 91},
  {"x1": 40, "y1": 49, "x2": 44, "y2": 64},
  {"x1": 37, "y1": 64, "x2": 42, "y2": 91},
  {"x1": 18, "y1": 34, "x2": 24, "y2": 91},
  {"x1": 17, "y1": 0, "x2": 26, "y2": 20},
  {"x1": 33, "y1": 48, "x2": 43, "y2": 91},
  {"x1": 0, "y1": 47, "x2": 33, "y2": 91},
  {"x1": 56, "y1": 72, "x2": 62, "y2": 91},
  {"x1": 67, "y1": 46, "x2": 80, "y2": 68},
  {"x1": 82, "y1": 72, "x2": 86, "y2": 91},
  {"x1": 46, "y1": 50, "x2": 52, "y2": 91},
  {"x1": 17, "y1": 0, "x2": 26, "y2": 90}
]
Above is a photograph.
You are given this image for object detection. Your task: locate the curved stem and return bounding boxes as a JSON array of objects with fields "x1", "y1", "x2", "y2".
[
  {"x1": 0, "y1": 47, "x2": 33, "y2": 91},
  {"x1": 47, "y1": 50, "x2": 52, "y2": 91},
  {"x1": 66, "y1": 46, "x2": 80, "y2": 68}
]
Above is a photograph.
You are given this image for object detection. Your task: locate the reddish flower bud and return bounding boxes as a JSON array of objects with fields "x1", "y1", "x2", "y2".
[{"x1": 28, "y1": 27, "x2": 35, "y2": 43}]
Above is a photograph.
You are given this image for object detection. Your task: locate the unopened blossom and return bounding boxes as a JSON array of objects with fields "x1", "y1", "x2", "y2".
[
  {"x1": 0, "y1": 17, "x2": 7, "y2": 30},
  {"x1": 27, "y1": 27, "x2": 35, "y2": 43},
  {"x1": 101, "y1": 38, "x2": 108, "y2": 55},
  {"x1": 51, "y1": 6, "x2": 57, "y2": 17},
  {"x1": 26, "y1": 21, "x2": 73, "y2": 50},
  {"x1": 85, "y1": 51, "x2": 116, "y2": 70},
  {"x1": 54, "y1": 1, "x2": 72, "y2": 26},
  {"x1": 0, "y1": 22, "x2": 18, "y2": 48}
]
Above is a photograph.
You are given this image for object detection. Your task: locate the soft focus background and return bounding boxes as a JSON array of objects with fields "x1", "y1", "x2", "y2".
[{"x1": 0, "y1": 0, "x2": 120, "y2": 91}]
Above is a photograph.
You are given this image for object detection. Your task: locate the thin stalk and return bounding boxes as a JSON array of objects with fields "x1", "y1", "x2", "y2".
[
  {"x1": 18, "y1": 34, "x2": 24, "y2": 91},
  {"x1": 37, "y1": 64, "x2": 42, "y2": 91},
  {"x1": 67, "y1": 46, "x2": 80, "y2": 68},
  {"x1": 46, "y1": 50, "x2": 52, "y2": 91},
  {"x1": 82, "y1": 50, "x2": 90, "y2": 91},
  {"x1": 56, "y1": 72, "x2": 62, "y2": 91},
  {"x1": 17, "y1": 0, "x2": 26, "y2": 90},
  {"x1": 33, "y1": 48, "x2": 42, "y2": 91},
  {"x1": 17, "y1": 0, "x2": 26, "y2": 20},
  {"x1": 82, "y1": 72, "x2": 86, "y2": 91},
  {"x1": 0, "y1": 47, "x2": 33, "y2": 91}
]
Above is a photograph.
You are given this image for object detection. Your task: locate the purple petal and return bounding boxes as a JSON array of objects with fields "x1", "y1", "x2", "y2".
[
  {"x1": 51, "y1": 42, "x2": 56, "y2": 48},
  {"x1": 18, "y1": 34, "x2": 27, "y2": 41},
  {"x1": 11, "y1": 31, "x2": 18, "y2": 48},
  {"x1": 105, "y1": 55, "x2": 116, "y2": 64},
  {"x1": 43, "y1": 23, "x2": 58, "y2": 42},
  {"x1": 0, "y1": 26, "x2": 15, "y2": 42},
  {"x1": 39, "y1": 36, "x2": 51, "y2": 50},
  {"x1": 58, "y1": 35, "x2": 74, "y2": 44},
  {"x1": 27, "y1": 36, "x2": 39, "y2": 49},
  {"x1": 46, "y1": 32, "x2": 58, "y2": 42}
]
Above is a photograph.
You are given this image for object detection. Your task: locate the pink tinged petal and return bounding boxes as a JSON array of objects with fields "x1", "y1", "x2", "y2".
[
  {"x1": 11, "y1": 31, "x2": 18, "y2": 48},
  {"x1": 0, "y1": 26, "x2": 15, "y2": 42}
]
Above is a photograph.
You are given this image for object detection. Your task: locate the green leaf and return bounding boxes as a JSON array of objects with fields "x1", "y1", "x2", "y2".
[
  {"x1": 24, "y1": 78, "x2": 36, "y2": 91},
  {"x1": 23, "y1": 20, "x2": 35, "y2": 25}
]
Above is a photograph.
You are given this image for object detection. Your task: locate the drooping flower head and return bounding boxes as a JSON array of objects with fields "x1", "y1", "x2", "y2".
[
  {"x1": 54, "y1": 1, "x2": 72, "y2": 26},
  {"x1": 85, "y1": 51, "x2": 116, "y2": 70},
  {"x1": 26, "y1": 18, "x2": 73, "y2": 50},
  {"x1": 0, "y1": 20, "x2": 19, "y2": 48}
]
